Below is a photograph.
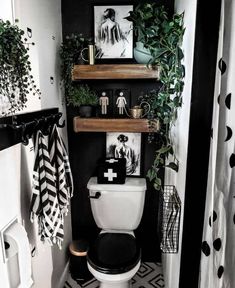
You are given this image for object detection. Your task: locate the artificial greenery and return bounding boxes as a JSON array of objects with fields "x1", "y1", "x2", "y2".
[
  {"x1": 60, "y1": 33, "x2": 89, "y2": 99},
  {"x1": 128, "y1": 2, "x2": 185, "y2": 191},
  {"x1": 0, "y1": 19, "x2": 40, "y2": 116},
  {"x1": 67, "y1": 85, "x2": 98, "y2": 107},
  {"x1": 59, "y1": 4, "x2": 185, "y2": 191},
  {"x1": 126, "y1": 3, "x2": 167, "y2": 45}
]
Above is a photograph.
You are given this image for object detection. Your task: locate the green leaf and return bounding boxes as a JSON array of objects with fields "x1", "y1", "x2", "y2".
[
  {"x1": 154, "y1": 177, "x2": 162, "y2": 190},
  {"x1": 177, "y1": 47, "x2": 184, "y2": 60},
  {"x1": 147, "y1": 168, "x2": 157, "y2": 182},
  {"x1": 166, "y1": 162, "x2": 179, "y2": 172},
  {"x1": 156, "y1": 145, "x2": 172, "y2": 154}
]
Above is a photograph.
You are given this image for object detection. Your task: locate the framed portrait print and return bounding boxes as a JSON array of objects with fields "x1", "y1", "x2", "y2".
[
  {"x1": 106, "y1": 132, "x2": 141, "y2": 176},
  {"x1": 94, "y1": 5, "x2": 133, "y2": 59}
]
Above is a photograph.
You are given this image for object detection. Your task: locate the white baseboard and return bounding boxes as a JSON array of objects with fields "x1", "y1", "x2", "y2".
[{"x1": 58, "y1": 261, "x2": 69, "y2": 288}]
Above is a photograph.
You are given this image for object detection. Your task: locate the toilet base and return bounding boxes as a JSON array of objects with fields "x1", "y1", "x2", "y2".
[
  {"x1": 87, "y1": 261, "x2": 140, "y2": 288},
  {"x1": 99, "y1": 280, "x2": 131, "y2": 288}
]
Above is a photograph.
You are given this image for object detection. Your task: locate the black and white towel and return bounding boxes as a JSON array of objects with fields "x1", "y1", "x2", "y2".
[
  {"x1": 48, "y1": 124, "x2": 73, "y2": 214},
  {"x1": 30, "y1": 126, "x2": 73, "y2": 249}
]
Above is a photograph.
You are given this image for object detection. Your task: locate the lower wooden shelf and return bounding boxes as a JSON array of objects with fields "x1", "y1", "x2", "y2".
[{"x1": 73, "y1": 117, "x2": 160, "y2": 133}]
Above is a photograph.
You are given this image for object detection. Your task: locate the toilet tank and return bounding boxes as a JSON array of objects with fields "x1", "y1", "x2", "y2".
[{"x1": 87, "y1": 177, "x2": 146, "y2": 231}]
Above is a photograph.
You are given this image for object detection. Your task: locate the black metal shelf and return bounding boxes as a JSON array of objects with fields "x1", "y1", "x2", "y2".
[{"x1": 0, "y1": 108, "x2": 63, "y2": 151}]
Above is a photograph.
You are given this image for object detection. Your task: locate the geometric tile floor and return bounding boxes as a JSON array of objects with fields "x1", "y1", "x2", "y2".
[{"x1": 64, "y1": 262, "x2": 164, "y2": 288}]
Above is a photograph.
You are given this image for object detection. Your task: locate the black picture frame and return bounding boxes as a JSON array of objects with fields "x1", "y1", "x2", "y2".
[
  {"x1": 106, "y1": 132, "x2": 142, "y2": 176},
  {"x1": 94, "y1": 4, "x2": 133, "y2": 62}
]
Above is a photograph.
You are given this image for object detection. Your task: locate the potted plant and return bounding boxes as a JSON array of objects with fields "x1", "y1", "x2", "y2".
[
  {"x1": 0, "y1": 19, "x2": 40, "y2": 116},
  {"x1": 129, "y1": 3, "x2": 185, "y2": 191},
  {"x1": 125, "y1": 3, "x2": 167, "y2": 64},
  {"x1": 67, "y1": 85, "x2": 98, "y2": 118}
]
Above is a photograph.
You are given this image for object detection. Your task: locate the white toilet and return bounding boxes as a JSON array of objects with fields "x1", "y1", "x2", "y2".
[{"x1": 86, "y1": 177, "x2": 146, "y2": 288}]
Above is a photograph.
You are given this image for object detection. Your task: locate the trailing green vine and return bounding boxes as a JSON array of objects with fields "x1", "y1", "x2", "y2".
[
  {"x1": 0, "y1": 19, "x2": 41, "y2": 116},
  {"x1": 128, "y1": 3, "x2": 185, "y2": 191},
  {"x1": 60, "y1": 33, "x2": 89, "y2": 101}
]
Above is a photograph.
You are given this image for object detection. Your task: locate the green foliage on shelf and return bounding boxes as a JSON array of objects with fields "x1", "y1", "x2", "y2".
[
  {"x1": 60, "y1": 33, "x2": 89, "y2": 100},
  {"x1": 128, "y1": 2, "x2": 185, "y2": 191},
  {"x1": 0, "y1": 19, "x2": 40, "y2": 116},
  {"x1": 67, "y1": 85, "x2": 98, "y2": 107}
]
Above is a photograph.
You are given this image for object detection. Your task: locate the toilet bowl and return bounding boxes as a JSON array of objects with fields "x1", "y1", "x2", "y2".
[
  {"x1": 87, "y1": 232, "x2": 141, "y2": 288},
  {"x1": 87, "y1": 177, "x2": 146, "y2": 288}
]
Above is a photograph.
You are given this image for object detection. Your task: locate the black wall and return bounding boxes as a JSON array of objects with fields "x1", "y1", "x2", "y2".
[
  {"x1": 62, "y1": 0, "x2": 174, "y2": 39},
  {"x1": 62, "y1": 0, "x2": 174, "y2": 262}
]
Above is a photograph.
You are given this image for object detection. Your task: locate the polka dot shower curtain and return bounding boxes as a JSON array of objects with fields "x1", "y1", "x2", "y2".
[{"x1": 199, "y1": 0, "x2": 235, "y2": 287}]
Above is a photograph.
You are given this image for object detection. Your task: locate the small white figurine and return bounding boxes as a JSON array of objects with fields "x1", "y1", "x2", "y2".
[
  {"x1": 116, "y1": 91, "x2": 127, "y2": 115},
  {"x1": 99, "y1": 92, "x2": 109, "y2": 115}
]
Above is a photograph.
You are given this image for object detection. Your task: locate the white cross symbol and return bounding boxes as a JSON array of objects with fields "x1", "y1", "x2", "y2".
[
  {"x1": 106, "y1": 159, "x2": 118, "y2": 163},
  {"x1": 104, "y1": 169, "x2": 117, "y2": 181}
]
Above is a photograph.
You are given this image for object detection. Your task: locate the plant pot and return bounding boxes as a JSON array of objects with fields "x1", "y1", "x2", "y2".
[
  {"x1": 134, "y1": 42, "x2": 152, "y2": 64},
  {"x1": 78, "y1": 105, "x2": 94, "y2": 118}
]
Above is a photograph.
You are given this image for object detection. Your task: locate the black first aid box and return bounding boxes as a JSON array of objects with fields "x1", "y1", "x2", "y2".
[{"x1": 97, "y1": 158, "x2": 126, "y2": 184}]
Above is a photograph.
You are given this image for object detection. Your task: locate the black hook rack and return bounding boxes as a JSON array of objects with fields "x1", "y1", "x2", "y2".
[{"x1": 0, "y1": 108, "x2": 65, "y2": 151}]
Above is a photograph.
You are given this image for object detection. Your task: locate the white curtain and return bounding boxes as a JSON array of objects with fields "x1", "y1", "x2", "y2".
[{"x1": 199, "y1": 0, "x2": 235, "y2": 287}]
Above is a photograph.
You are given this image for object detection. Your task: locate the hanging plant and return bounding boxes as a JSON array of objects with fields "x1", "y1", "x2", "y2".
[
  {"x1": 0, "y1": 19, "x2": 41, "y2": 116},
  {"x1": 127, "y1": 3, "x2": 185, "y2": 191}
]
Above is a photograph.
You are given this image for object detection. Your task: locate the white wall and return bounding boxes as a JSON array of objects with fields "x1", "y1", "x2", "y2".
[
  {"x1": 0, "y1": 0, "x2": 13, "y2": 21},
  {"x1": 0, "y1": 1, "x2": 71, "y2": 287},
  {"x1": 162, "y1": 1, "x2": 197, "y2": 287}
]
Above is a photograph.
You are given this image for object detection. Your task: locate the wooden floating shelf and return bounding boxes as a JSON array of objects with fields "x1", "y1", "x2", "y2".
[
  {"x1": 72, "y1": 64, "x2": 160, "y2": 80},
  {"x1": 73, "y1": 117, "x2": 160, "y2": 133}
]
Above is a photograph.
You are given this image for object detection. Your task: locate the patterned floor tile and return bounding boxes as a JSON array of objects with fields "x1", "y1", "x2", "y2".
[
  {"x1": 132, "y1": 263, "x2": 164, "y2": 288},
  {"x1": 64, "y1": 262, "x2": 164, "y2": 288}
]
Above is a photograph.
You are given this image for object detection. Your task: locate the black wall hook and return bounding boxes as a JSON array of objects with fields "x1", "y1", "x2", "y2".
[
  {"x1": 21, "y1": 123, "x2": 30, "y2": 146},
  {"x1": 21, "y1": 120, "x2": 37, "y2": 146},
  {"x1": 57, "y1": 119, "x2": 65, "y2": 128},
  {"x1": 54, "y1": 112, "x2": 65, "y2": 128}
]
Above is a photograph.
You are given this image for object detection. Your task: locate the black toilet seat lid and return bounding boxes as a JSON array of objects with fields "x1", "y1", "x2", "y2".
[{"x1": 87, "y1": 233, "x2": 141, "y2": 274}]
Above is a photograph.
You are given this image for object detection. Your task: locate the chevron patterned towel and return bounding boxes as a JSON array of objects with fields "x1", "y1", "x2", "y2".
[
  {"x1": 30, "y1": 127, "x2": 73, "y2": 249},
  {"x1": 48, "y1": 124, "x2": 74, "y2": 214}
]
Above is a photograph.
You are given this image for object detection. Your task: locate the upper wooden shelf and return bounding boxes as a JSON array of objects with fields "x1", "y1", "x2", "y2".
[
  {"x1": 72, "y1": 64, "x2": 160, "y2": 80},
  {"x1": 73, "y1": 117, "x2": 160, "y2": 133}
]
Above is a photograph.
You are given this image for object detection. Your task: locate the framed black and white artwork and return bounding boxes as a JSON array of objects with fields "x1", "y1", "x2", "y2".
[
  {"x1": 106, "y1": 132, "x2": 141, "y2": 176},
  {"x1": 94, "y1": 5, "x2": 133, "y2": 59}
]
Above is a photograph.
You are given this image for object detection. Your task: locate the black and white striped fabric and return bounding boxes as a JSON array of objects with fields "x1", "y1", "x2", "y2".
[
  {"x1": 30, "y1": 126, "x2": 73, "y2": 249},
  {"x1": 48, "y1": 124, "x2": 73, "y2": 214}
]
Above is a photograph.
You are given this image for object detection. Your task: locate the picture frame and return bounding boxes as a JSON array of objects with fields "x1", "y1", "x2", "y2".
[
  {"x1": 94, "y1": 4, "x2": 133, "y2": 60},
  {"x1": 106, "y1": 132, "x2": 142, "y2": 176}
]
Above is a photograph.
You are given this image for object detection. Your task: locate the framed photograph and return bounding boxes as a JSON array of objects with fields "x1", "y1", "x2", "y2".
[
  {"x1": 106, "y1": 132, "x2": 141, "y2": 176},
  {"x1": 94, "y1": 5, "x2": 133, "y2": 59}
]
